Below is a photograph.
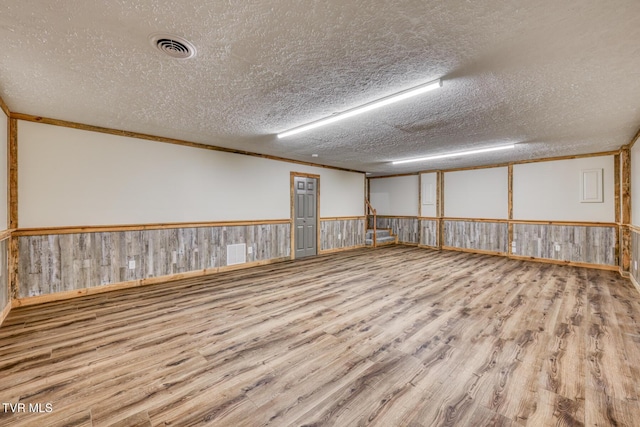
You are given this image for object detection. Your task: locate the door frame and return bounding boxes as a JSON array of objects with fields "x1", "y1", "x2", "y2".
[{"x1": 290, "y1": 172, "x2": 321, "y2": 260}]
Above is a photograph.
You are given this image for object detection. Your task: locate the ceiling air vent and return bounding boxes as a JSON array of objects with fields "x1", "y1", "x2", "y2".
[{"x1": 149, "y1": 33, "x2": 196, "y2": 59}]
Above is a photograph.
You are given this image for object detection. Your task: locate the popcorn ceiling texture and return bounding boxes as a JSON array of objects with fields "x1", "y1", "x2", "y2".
[{"x1": 0, "y1": 1, "x2": 639, "y2": 174}]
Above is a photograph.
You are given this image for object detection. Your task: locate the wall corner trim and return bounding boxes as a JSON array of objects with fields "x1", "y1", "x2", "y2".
[{"x1": 0, "y1": 301, "x2": 10, "y2": 328}]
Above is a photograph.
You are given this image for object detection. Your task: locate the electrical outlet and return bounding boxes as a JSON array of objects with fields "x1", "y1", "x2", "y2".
[
  {"x1": 554, "y1": 244, "x2": 561, "y2": 252},
  {"x1": 511, "y1": 241, "x2": 517, "y2": 254},
  {"x1": 338, "y1": 233, "x2": 342, "y2": 239},
  {"x1": 247, "y1": 247, "x2": 253, "y2": 254},
  {"x1": 128, "y1": 260, "x2": 136, "y2": 269}
]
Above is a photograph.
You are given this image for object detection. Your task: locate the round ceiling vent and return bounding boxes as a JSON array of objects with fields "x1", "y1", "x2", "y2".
[{"x1": 149, "y1": 33, "x2": 196, "y2": 59}]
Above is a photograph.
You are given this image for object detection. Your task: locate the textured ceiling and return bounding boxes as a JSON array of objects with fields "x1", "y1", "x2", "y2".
[{"x1": 1, "y1": 1, "x2": 639, "y2": 175}]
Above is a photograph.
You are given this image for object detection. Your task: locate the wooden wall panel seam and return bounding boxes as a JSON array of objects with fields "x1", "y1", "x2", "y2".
[
  {"x1": 621, "y1": 146, "x2": 631, "y2": 271},
  {"x1": 8, "y1": 118, "x2": 17, "y2": 229}
]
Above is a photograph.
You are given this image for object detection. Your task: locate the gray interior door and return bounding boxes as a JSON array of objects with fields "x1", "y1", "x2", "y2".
[{"x1": 294, "y1": 176, "x2": 317, "y2": 258}]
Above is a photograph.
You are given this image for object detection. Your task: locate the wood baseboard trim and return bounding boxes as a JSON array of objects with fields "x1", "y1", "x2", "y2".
[
  {"x1": 365, "y1": 240, "x2": 397, "y2": 248},
  {"x1": 0, "y1": 302, "x2": 11, "y2": 327},
  {"x1": 398, "y1": 242, "x2": 419, "y2": 246},
  {"x1": 418, "y1": 244, "x2": 439, "y2": 250},
  {"x1": 12, "y1": 256, "x2": 290, "y2": 308},
  {"x1": 437, "y1": 245, "x2": 619, "y2": 272},
  {"x1": 509, "y1": 255, "x2": 618, "y2": 271},
  {"x1": 319, "y1": 245, "x2": 366, "y2": 254},
  {"x1": 630, "y1": 273, "x2": 640, "y2": 294},
  {"x1": 441, "y1": 246, "x2": 507, "y2": 257}
]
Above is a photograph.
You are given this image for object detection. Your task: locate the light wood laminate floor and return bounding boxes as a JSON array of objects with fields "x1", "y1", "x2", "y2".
[{"x1": 1, "y1": 246, "x2": 639, "y2": 426}]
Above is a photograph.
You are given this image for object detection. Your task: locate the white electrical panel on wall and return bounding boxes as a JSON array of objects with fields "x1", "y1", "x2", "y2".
[
  {"x1": 422, "y1": 183, "x2": 435, "y2": 205},
  {"x1": 580, "y1": 168, "x2": 603, "y2": 203}
]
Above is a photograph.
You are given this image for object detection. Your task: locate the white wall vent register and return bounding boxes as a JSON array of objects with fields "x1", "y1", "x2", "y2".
[{"x1": 226, "y1": 244, "x2": 246, "y2": 266}]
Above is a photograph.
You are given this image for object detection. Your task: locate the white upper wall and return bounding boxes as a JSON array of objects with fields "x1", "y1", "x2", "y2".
[
  {"x1": 370, "y1": 175, "x2": 419, "y2": 216},
  {"x1": 513, "y1": 156, "x2": 614, "y2": 222},
  {"x1": 632, "y1": 143, "x2": 640, "y2": 226},
  {"x1": 0, "y1": 110, "x2": 7, "y2": 231},
  {"x1": 444, "y1": 167, "x2": 508, "y2": 219},
  {"x1": 420, "y1": 172, "x2": 437, "y2": 217},
  {"x1": 18, "y1": 121, "x2": 364, "y2": 227}
]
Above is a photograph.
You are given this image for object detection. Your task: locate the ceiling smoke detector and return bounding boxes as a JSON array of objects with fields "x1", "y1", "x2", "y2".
[{"x1": 149, "y1": 33, "x2": 196, "y2": 59}]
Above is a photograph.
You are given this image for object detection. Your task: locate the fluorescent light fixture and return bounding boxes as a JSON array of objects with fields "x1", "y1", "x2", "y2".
[
  {"x1": 392, "y1": 144, "x2": 516, "y2": 165},
  {"x1": 278, "y1": 78, "x2": 442, "y2": 138}
]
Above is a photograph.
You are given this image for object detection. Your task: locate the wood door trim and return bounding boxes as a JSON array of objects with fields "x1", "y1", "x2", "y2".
[{"x1": 290, "y1": 172, "x2": 320, "y2": 260}]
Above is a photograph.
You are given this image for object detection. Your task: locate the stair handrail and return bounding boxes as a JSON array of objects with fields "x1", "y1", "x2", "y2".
[{"x1": 365, "y1": 199, "x2": 377, "y2": 248}]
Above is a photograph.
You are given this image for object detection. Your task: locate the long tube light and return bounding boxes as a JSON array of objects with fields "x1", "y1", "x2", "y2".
[
  {"x1": 392, "y1": 144, "x2": 516, "y2": 165},
  {"x1": 277, "y1": 79, "x2": 442, "y2": 138}
]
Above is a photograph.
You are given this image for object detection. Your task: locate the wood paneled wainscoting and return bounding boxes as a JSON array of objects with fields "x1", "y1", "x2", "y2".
[
  {"x1": 0, "y1": 236, "x2": 9, "y2": 325},
  {"x1": 419, "y1": 218, "x2": 438, "y2": 248},
  {"x1": 320, "y1": 217, "x2": 366, "y2": 253},
  {"x1": 15, "y1": 221, "x2": 291, "y2": 304},
  {"x1": 629, "y1": 226, "x2": 640, "y2": 291},
  {"x1": 512, "y1": 222, "x2": 617, "y2": 268},
  {"x1": 443, "y1": 219, "x2": 509, "y2": 255},
  {"x1": 369, "y1": 216, "x2": 420, "y2": 244}
]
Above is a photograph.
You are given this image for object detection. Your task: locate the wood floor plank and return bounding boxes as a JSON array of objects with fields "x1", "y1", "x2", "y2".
[{"x1": 1, "y1": 246, "x2": 639, "y2": 426}]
